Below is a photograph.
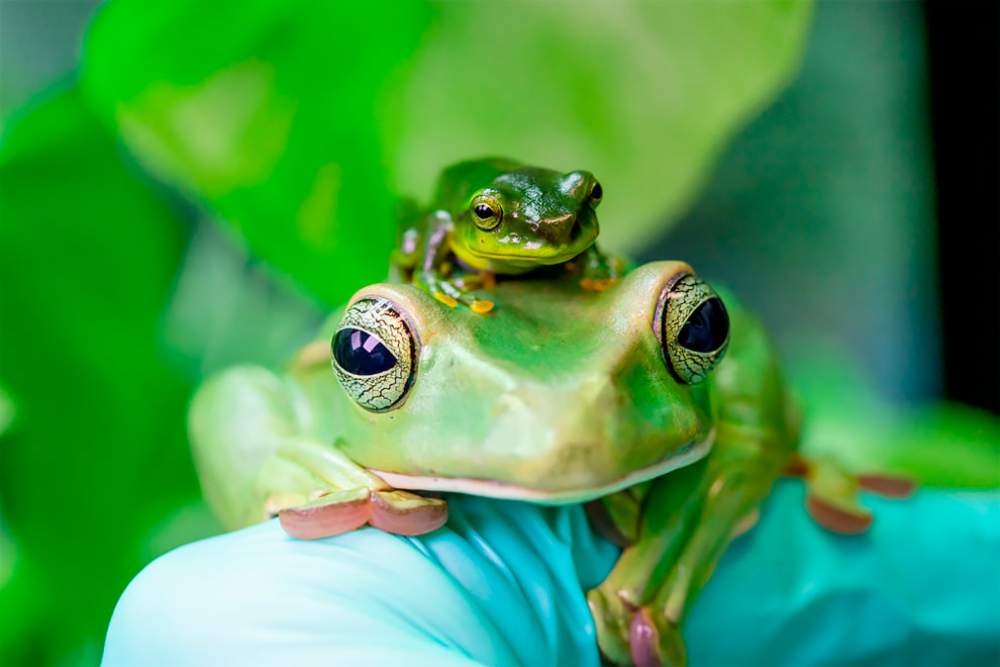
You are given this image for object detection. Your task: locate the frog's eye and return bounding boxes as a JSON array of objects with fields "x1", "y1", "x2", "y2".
[
  {"x1": 470, "y1": 193, "x2": 502, "y2": 230},
  {"x1": 332, "y1": 297, "x2": 418, "y2": 411},
  {"x1": 655, "y1": 273, "x2": 730, "y2": 384},
  {"x1": 589, "y1": 180, "x2": 603, "y2": 207}
]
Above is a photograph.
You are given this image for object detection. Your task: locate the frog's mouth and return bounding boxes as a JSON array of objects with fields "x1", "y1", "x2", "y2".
[{"x1": 369, "y1": 430, "x2": 713, "y2": 505}]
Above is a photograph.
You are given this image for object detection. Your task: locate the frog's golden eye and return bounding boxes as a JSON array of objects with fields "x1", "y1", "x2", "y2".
[
  {"x1": 331, "y1": 298, "x2": 418, "y2": 411},
  {"x1": 470, "y1": 193, "x2": 502, "y2": 230},
  {"x1": 655, "y1": 273, "x2": 730, "y2": 384},
  {"x1": 589, "y1": 180, "x2": 603, "y2": 207}
]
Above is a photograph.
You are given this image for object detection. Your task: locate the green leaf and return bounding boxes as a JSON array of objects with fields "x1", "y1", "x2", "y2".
[
  {"x1": 81, "y1": 0, "x2": 812, "y2": 304},
  {"x1": 0, "y1": 87, "x2": 197, "y2": 663},
  {"x1": 792, "y1": 351, "x2": 1000, "y2": 489}
]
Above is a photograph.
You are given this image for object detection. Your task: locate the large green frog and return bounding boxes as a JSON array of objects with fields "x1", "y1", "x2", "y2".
[
  {"x1": 191, "y1": 262, "x2": 906, "y2": 666},
  {"x1": 392, "y1": 157, "x2": 623, "y2": 313}
]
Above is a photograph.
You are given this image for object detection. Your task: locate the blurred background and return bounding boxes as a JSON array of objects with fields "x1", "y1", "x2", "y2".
[{"x1": 0, "y1": 1, "x2": 996, "y2": 665}]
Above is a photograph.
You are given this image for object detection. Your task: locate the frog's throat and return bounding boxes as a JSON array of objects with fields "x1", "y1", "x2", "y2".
[{"x1": 370, "y1": 430, "x2": 714, "y2": 505}]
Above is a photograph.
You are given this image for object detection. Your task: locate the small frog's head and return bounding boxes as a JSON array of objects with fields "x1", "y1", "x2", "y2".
[
  {"x1": 438, "y1": 158, "x2": 603, "y2": 272},
  {"x1": 322, "y1": 261, "x2": 731, "y2": 504}
]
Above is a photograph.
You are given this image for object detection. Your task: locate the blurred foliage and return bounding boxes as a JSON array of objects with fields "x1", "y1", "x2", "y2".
[
  {"x1": 653, "y1": 1, "x2": 939, "y2": 403},
  {"x1": 0, "y1": 89, "x2": 195, "y2": 664},
  {"x1": 80, "y1": 0, "x2": 812, "y2": 305}
]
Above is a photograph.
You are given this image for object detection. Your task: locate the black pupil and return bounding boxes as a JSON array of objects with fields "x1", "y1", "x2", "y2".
[
  {"x1": 591, "y1": 182, "x2": 603, "y2": 200},
  {"x1": 474, "y1": 203, "x2": 494, "y2": 219},
  {"x1": 332, "y1": 328, "x2": 397, "y2": 375},
  {"x1": 677, "y1": 298, "x2": 729, "y2": 353}
]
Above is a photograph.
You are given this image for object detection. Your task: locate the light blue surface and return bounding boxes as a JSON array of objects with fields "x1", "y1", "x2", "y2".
[{"x1": 102, "y1": 482, "x2": 1000, "y2": 666}]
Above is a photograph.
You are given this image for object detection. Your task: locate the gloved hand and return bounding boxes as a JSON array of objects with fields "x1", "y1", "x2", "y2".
[{"x1": 102, "y1": 482, "x2": 999, "y2": 666}]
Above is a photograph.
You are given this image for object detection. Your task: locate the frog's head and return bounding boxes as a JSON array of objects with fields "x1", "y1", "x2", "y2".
[
  {"x1": 322, "y1": 262, "x2": 730, "y2": 504},
  {"x1": 437, "y1": 158, "x2": 603, "y2": 271}
]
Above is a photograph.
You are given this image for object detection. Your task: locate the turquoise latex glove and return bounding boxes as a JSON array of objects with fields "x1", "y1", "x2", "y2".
[{"x1": 102, "y1": 482, "x2": 1000, "y2": 666}]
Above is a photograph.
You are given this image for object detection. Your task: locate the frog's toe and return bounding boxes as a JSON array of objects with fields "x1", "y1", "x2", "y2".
[
  {"x1": 278, "y1": 487, "x2": 372, "y2": 539},
  {"x1": 629, "y1": 607, "x2": 686, "y2": 667},
  {"x1": 432, "y1": 291, "x2": 459, "y2": 308},
  {"x1": 858, "y1": 473, "x2": 916, "y2": 498},
  {"x1": 805, "y1": 493, "x2": 872, "y2": 534},
  {"x1": 370, "y1": 489, "x2": 448, "y2": 535},
  {"x1": 470, "y1": 299, "x2": 494, "y2": 315},
  {"x1": 586, "y1": 587, "x2": 633, "y2": 667}
]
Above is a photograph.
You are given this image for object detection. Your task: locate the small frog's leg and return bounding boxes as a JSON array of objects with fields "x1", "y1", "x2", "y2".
[
  {"x1": 785, "y1": 454, "x2": 915, "y2": 534},
  {"x1": 578, "y1": 244, "x2": 625, "y2": 291},
  {"x1": 406, "y1": 211, "x2": 492, "y2": 314}
]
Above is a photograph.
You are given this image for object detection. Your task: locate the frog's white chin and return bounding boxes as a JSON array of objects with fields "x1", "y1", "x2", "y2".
[{"x1": 369, "y1": 430, "x2": 714, "y2": 505}]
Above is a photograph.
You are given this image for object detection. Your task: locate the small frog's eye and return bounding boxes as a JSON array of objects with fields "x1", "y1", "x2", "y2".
[
  {"x1": 589, "y1": 181, "x2": 603, "y2": 207},
  {"x1": 332, "y1": 297, "x2": 418, "y2": 411},
  {"x1": 655, "y1": 273, "x2": 730, "y2": 384},
  {"x1": 470, "y1": 193, "x2": 502, "y2": 230}
]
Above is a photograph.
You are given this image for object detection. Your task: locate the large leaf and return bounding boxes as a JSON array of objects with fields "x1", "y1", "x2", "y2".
[
  {"x1": 81, "y1": 0, "x2": 812, "y2": 305},
  {"x1": 0, "y1": 88, "x2": 197, "y2": 664}
]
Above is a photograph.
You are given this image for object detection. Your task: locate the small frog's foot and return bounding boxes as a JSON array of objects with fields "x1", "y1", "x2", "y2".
[
  {"x1": 628, "y1": 607, "x2": 686, "y2": 667},
  {"x1": 579, "y1": 276, "x2": 618, "y2": 292},
  {"x1": 278, "y1": 488, "x2": 447, "y2": 539},
  {"x1": 418, "y1": 272, "x2": 494, "y2": 314},
  {"x1": 433, "y1": 291, "x2": 494, "y2": 314},
  {"x1": 579, "y1": 249, "x2": 626, "y2": 291},
  {"x1": 786, "y1": 454, "x2": 915, "y2": 534}
]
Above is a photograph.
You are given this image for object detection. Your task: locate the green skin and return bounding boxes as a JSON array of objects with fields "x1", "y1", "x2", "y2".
[
  {"x1": 393, "y1": 158, "x2": 622, "y2": 309},
  {"x1": 191, "y1": 260, "x2": 807, "y2": 666}
]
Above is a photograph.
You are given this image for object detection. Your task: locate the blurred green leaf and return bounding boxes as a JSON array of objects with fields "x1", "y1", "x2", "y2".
[
  {"x1": 0, "y1": 88, "x2": 197, "y2": 663},
  {"x1": 81, "y1": 0, "x2": 812, "y2": 305},
  {"x1": 81, "y1": 0, "x2": 432, "y2": 306},
  {"x1": 792, "y1": 351, "x2": 1000, "y2": 489},
  {"x1": 164, "y1": 221, "x2": 324, "y2": 378}
]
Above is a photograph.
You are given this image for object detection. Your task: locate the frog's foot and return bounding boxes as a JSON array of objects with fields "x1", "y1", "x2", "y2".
[
  {"x1": 578, "y1": 247, "x2": 625, "y2": 292},
  {"x1": 785, "y1": 454, "x2": 915, "y2": 534},
  {"x1": 587, "y1": 584, "x2": 636, "y2": 666},
  {"x1": 629, "y1": 607, "x2": 686, "y2": 667},
  {"x1": 417, "y1": 270, "x2": 495, "y2": 314},
  {"x1": 277, "y1": 487, "x2": 447, "y2": 539},
  {"x1": 588, "y1": 574, "x2": 689, "y2": 667}
]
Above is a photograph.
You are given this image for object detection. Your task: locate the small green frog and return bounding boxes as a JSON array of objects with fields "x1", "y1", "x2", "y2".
[
  {"x1": 392, "y1": 157, "x2": 623, "y2": 313},
  {"x1": 191, "y1": 259, "x2": 906, "y2": 665}
]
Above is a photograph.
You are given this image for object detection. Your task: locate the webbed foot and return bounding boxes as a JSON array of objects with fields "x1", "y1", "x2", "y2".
[
  {"x1": 786, "y1": 454, "x2": 915, "y2": 534},
  {"x1": 278, "y1": 488, "x2": 447, "y2": 539},
  {"x1": 417, "y1": 270, "x2": 495, "y2": 314}
]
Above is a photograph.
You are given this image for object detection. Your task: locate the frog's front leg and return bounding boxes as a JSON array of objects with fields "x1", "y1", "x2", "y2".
[
  {"x1": 578, "y1": 244, "x2": 626, "y2": 292},
  {"x1": 189, "y1": 366, "x2": 446, "y2": 539},
  {"x1": 410, "y1": 210, "x2": 494, "y2": 314},
  {"x1": 268, "y1": 437, "x2": 447, "y2": 538},
  {"x1": 588, "y1": 437, "x2": 783, "y2": 667}
]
